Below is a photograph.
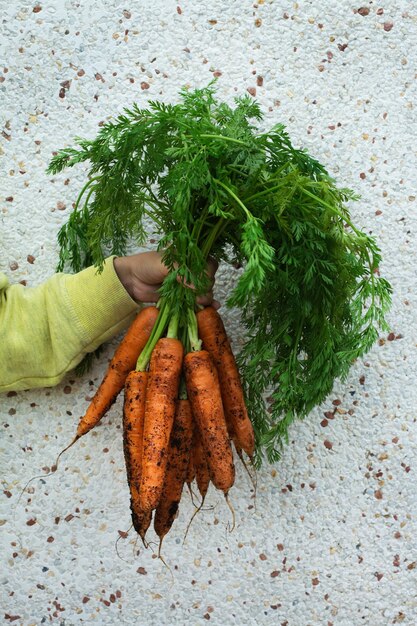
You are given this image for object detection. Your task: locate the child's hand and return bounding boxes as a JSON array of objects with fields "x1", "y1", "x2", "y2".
[{"x1": 113, "y1": 252, "x2": 219, "y2": 307}]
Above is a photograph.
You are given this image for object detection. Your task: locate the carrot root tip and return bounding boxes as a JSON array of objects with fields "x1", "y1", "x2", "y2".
[{"x1": 225, "y1": 493, "x2": 236, "y2": 533}]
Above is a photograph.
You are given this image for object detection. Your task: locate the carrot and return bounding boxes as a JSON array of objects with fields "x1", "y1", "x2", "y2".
[
  {"x1": 197, "y1": 306, "x2": 255, "y2": 458},
  {"x1": 185, "y1": 450, "x2": 195, "y2": 489},
  {"x1": 184, "y1": 350, "x2": 235, "y2": 494},
  {"x1": 122, "y1": 370, "x2": 151, "y2": 542},
  {"x1": 139, "y1": 337, "x2": 184, "y2": 512},
  {"x1": 182, "y1": 423, "x2": 211, "y2": 543},
  {"x1": 77, "y1": 305, "x2": 159, "y2": 439},
  {"x1": 130, "y1": 485, "x2": 152, "y2": 543},
  {"x1": 193, "y1": 425, "x2": 210, "y2": 500},
  {"x1": 154, "y1": 399, "x2": 193, "y2": 543}
]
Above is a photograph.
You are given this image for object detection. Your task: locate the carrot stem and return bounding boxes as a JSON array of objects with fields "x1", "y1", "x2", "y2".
[
  {"x1": 167, "y1": 312, "x2": 179, "y2": 339},
  {"x1": 136, "y1": 299, "x2": 170, "y2": 371},
  {"x1": 187, "y1": 309, "x2": 202, "y2": 352}
]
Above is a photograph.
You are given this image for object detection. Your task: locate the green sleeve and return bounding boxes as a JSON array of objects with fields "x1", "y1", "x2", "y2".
[{"x1": 0, "y1": 257, "x2": 140, "y2": 393}]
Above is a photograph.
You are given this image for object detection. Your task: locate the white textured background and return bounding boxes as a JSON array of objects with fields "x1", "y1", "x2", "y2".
[{"x1": 1, "y1": 1, "x2": 417, "y2": 624}]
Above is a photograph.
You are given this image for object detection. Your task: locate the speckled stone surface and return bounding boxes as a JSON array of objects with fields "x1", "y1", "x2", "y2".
[{"x1": 1, "y1": 1, "x2": 417, "y2": 624}]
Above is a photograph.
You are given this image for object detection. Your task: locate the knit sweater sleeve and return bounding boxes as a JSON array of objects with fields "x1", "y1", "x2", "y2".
[{"x1": 0, "y1": 257, "x2": 139, "y2": 393}]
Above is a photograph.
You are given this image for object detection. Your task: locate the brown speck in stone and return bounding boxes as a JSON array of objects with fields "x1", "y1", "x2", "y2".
[
  {"x1": 63, "y1": 386, "x2": 71, "y2": 394},
  {"x1": 33, "y1": 5, "x2": 42, "y2": 12},
  {"x1": 376, "y1": 7, "x2": 384, "y2": 14},
  {"x1": 393, "y1": 554, "x2": 400, "y2": 567},
  {"x1": 387, "y1": 332, "x2": 396, "y2": 341},
  {"x1": 318, "y1": 65, "x2": 325, "y2": 72},
  {"x1": 321, "y1": 418, "x2": 328, "y2": 427},
  {"x1": 312, "y1": 577, "x2": 320, "y2": 586},
  {"x1": 324, "y1": 439, "x2": 333, "y2": 450},
  {"x1": 259, "y1": 553, "x2": 267, "y2": 560},
  {"x1": 332, "y1": 399, "x2": 341, "y2": 406},
  {"x1": 247, "y1": 87, "x2": 256, "y2": 97},
  {"x1": 375, "y1": 209, "x2": 382, "y2": 215},
  {"x1": 123, "y1": 9, "x2": 131, "y2": 18},
  {"x1": 109, "y1": 594, "x2": 116, "y2": 603},
  {"x1": 338, "y1": 43, "x2": 348, "y2": 52},
  {"x1": 137, "y1": 566, "x2": 147, "y2": 574},
  {"x1": 47, "y1": 536, "x2": 54, "y2": 543},
  {"x1": 177, "y1": 6, "x2": 182, "y2": 14},
  {"x1": 141, "y1": 82, "x2": 150, "y2": 90},
  {"x1": 26, "y1": 518, "x2": 37, "y2": 526},
  {"x1": 65, "y1": 514, "x2": 74, "y2": 522},
  {"x1": 383, "y1": 21, "x2": 393, "y2": 32},
  {"x1": 27, "y1": 255, "x2": 35, "y2": 264},
  {"x1": 255, "y1": 18, "x2": 262, "y2": 26},
  {"x1": 8, "y1": 408, "x2": 16, "y2": 416},
  {"x1": 360, "y1": 172, "x2": 366, "y2": 180},
  {"x1": 60, "y1": 80, "x2": 71, "y2": 90},
  {"x1": 357, "y1": 7, "x2": 370, "y2": 16},
  {"x1": 277, "y1": 544, "x2": 284, "y2": 552},
  {"x1": 208, "y1": 19, "x2": 217, "y2": 24},
  {"x1": 359, "y1": 375, "x2": 366, "y2": 385},
  {"x1": 213, "y1": 70, "x2": 222, "y2": 77},
  {"x1": 375, "y1": 572, "x2": 384, "y2": 581},
  {"x1": 59, "y1": 88, "x2": 66, "y2": 99},
  {"x1": 82, "y1": 596, "x2": 90, "y2": 603},
  {"x1": 3, "y1": 490, "x2": 12, "y2": 498},
  {"x1": 270, "y1": 570, "x2": 279, "y2": 578},
  {"x1": 6, "y1": 196, "x2": 13, "y2": 202},
  {"x1": 203, "y1": 615, "x2": 210, "y2": 621},
  {"x1": 407, "y1": 562, "x2": 416, "y2": 570},
  {"x1": 95, "y1": 73, "x2": 104, "y2": 81},
  {"x1": 257, "y1": 75, "x2": 263, "y2": 86},
  {"x1": 116, "y1": 590, "x2": 122, "y2": 598},
  {"x1": 77, "y1": 69, "x2": 85, "y2": 77},
  {"x1": 374, "y1": 489, "x2": 383, "y2": 500}
]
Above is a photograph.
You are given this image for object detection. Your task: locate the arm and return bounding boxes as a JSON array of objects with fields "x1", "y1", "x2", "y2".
[
  {"x1": 0, "y1": 252, "x2": 217, "y2": 393},
  {"x1": 0, "y1": 257, "x2": 138, "y2": 393}
]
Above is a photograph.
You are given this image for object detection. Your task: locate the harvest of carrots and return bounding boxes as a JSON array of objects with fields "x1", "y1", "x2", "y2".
[{"x1": 45, "y1": 82, "x2": 391, "y2": 548}]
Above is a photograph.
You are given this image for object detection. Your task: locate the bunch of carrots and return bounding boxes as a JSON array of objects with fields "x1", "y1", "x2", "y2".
[{"x1": 62, "y1": 301, "x2": 255, "y2": 551}]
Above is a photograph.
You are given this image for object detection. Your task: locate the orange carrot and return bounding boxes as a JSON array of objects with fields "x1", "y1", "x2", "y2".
[
  {"x1": 197, "y1": 306, "x2": 255, "y2": 458},
  {"x1": 139, "y1": 338, "x2": 184, "y2": 512},
  {"x1": 184, "y1": 350, "x2": 235, "y2": 494},
  {"x1": 154, "y1": 399, "x2": 193, "y2": 542},
  {"x1": 129, "y1": 484, "x2": 152, "y2": 542},
  {"x1": 122, "y1": 370, "x2": 151, "y2": 542},
  {"x1": 185, "y1": 449, "x2": 195, "y2": 489},
  {"x1": 193, "y1": 425, "x2": 210, "y2": 500},
  {"x1": 77, "y1": 306, "x2": 159, "y2": 439}
]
